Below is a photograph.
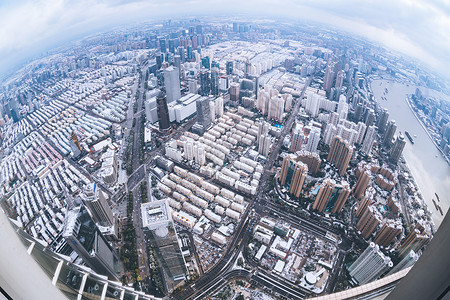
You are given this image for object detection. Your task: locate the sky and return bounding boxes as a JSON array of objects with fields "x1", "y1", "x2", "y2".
[{"x1": 0, "y1": 0, "x2": 449, "y2": 80}]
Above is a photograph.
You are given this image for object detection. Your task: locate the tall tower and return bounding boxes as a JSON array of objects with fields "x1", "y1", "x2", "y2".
[
  {"x1": 215, "y1": 96, "x2": 224, "y2": 118},
  {"x1": 327, "y1": 136, "x2": 353, "y2": 176},
  {"x1": 383, "y1": 120, "x2": 397, "y2": 148},
  {"x1": 290, "y1": 122, "x2": 304, "y2": 152},
  {"x1": 313, "y1": 179, "x2": 350, "y2": 213},
  {"x1": 279, "y1": 155, "x2": 308, "y2": 198},
  {"x1": 62, "y1": 205, "x2": 119, "y2": 280},
  {"x1": 387, "y1": 250, "x2": 419, "y2": 275},
  {"x1": 353, "y1": 169, "x2": 371, "y2": 199},
  {"x1": 196, "y1": 96, "x2": 212, "y2": 129},
  {"x1": 210, "y1": 68, "x2": 219, "y2": 96},
  {"x1": 377, "y1": 108, "x2": 389, "y2": 133},
  {"x1": 200, "y1": 69, "x2": 210, "y2": 96},
  {"x1": 141, "y1": 200, "x2": 187, "y2": 290},
  {"x1": 304, "y1": 126, "x2": 321, "y2": 153},
  {"x1": 373, "y1": 220, "x2": 402, "y2": 247},
  {"x1": 361, "y1": 125, "x2": 377, "y2": 155},
  {"x1": 82, "y1": 182, "x2": 114, "y2": 227},
  {"x1": 348, "y1": 242, "x2": 392, "y2": 284},
  {"x1": 226, "y1": 61, "x2": 233, "y2": 75},
  {"x1": 335, "y1": 70, "x2": 344, "y2": 89},
  {"x1": 356, "y1": 205, "x2": 381, "y2": 239},
  {"x1": 355, "y1": 194, "x2": 372, "y2": 218},
  {"x1": 164, "y1": 66, "x2": 181, "y2": 103},
  {"x1": 389, "y1": 135, "x2": 406, "y2": 164},
  {"x1": 229, "y1": 83, "x2": 240, "y2": 105},
  {"x1": 313, "y1": 178, "x2": 336, "y2": 212},
  {"x1": 330, "y1": 181, "x2": 351, "y2": 214},
  {"x1": 157, "y1": 94, "x2": 171, "y2": 131},
  {"x1": 365, "y1": 109, "x2": 375, "y2": 127},
  {"x1": 398, "y1": 223, "x2": 430, "y2": 258}
]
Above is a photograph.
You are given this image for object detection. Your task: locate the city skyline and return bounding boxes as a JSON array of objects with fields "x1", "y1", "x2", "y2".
[
  {"x1": 0, "y1": 0, "x2": 450, "y2": 84},
  {"x1": 0, "y1": 13, "x2": 448, "y2": 300}
]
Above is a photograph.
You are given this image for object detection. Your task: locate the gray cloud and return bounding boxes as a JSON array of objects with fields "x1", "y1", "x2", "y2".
[{"x1": 0, "y1": 0, "x2": 449, "y2": 80}]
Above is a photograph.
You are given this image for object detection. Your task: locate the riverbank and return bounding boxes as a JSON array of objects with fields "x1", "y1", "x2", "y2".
[
  {"x1": 371, "y1": 79, "x2": 449, "y2": 228},
  {"x1": 405, "y1": 95, "x2": 450, "y2": 165}
]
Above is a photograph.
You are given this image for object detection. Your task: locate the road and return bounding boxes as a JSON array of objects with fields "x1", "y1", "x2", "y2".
[{"x1": 133, "y1": 185, "x2": 151, "y2": 280}]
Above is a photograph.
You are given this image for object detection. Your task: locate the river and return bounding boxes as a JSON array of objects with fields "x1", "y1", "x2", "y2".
[{"x1": 371, "y1": 79, "x2": 449, "y2": 228}]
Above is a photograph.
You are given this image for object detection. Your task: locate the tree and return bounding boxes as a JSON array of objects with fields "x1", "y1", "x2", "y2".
[{"x1": 237, "y1": 257, "x2": 244, "y2": 267}]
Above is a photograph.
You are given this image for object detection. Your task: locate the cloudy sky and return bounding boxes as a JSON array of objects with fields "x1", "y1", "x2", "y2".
[{"x1": 0, "y1": 0, "x2": 449, "y2": 79}]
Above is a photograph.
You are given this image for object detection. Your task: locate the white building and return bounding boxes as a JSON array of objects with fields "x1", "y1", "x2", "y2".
[
  {"x1": 361, "y1": 125, "x2": 377, "y2": 155},
  {"x1": 348, "y1": 242, "x2": 393, "y2": 284}
]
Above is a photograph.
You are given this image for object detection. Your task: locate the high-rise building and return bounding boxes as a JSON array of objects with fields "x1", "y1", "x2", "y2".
[
  {"x1": 193, "y1": 143, "x2": 206, "y2": 166},
  {"x1": 164, "y1": 66, "x2": 181, "y2": 103},
  {"x1": 62, "y1": 205, "x2": 119, "y2": 280},
  {"x1": 312, "y1": 179, "x2": 350, "y2": 213},
  {"x1": 257, "y1": 88, "x2": 270, "y2": 115},
  {"x1": 365, "y1": 109, "x2": 375, "y2": 127},
  {"x1": 82, "y1": 183, "x2": 114, "y2": 227},
  {"x1": 219, "y1": 75, "x2": 229, "y2": 93},
  {"x1": 383, "y1": 120, "x2": 397, "y2": 148},
  {"x1": 199, "y1": 70, "x2": 210, "y2": 96},
  {"x1": 215, "y1": 96, "x2": 224, "y2": 118},
  {"x1": 398, "y1": 223, "x2": 430, "y2": 258},
  {"x1": 348, "y1": 242, "x2": 392, "y2": 284},
  {"x1": 209, "y1": 100, "x2": 216, "y2": 121},
  {"x1": 141, "y1": 200, "x2": 187, "y2": 289},
  {"x1": 157, "y1": 94, "x2": 171, "y2": 131},
  {"x1": 304, "y1": 126, "x2": 321, "y2": 153},
  {"x1": 258, "y1": 133, "x2": 272, "y2": 156},
  {"x1": 229, "y1": 83, "x2": 240, "y2": 105},
  {"x1": 267, "y1": 96, "x2": 285, "y2": 121},
  {"x1": 355, "y1": 193, "x2": 373, "y2": 218},
  {"x1": 389, "y1": 135, "x2": 406, "y2": 164},
  {"x1": 355, "y1": 121, "x2": 367, "y2": 145},
  {"x1": 330, "y1": 181, "x2": 351, "y2": 214},
  {"x1": 313, "y1": 179, "x2": 335, "y2": 212},
  {"x1": 226, "y1": 61, "x2": 233, "y2": 75},
  {"x1": 101, "y1": 149, "x2": 119, "y2": 185},
  {"x1": 354, "y1": 103, "x2": 364, "y2": 122},
  {"x1": 373, "y1": 220, "x2": 402, "y2": 247},
  {"x1": 337, "y1": 95, "x2": 349, "y2": 120},
  {"x1": 196, "y1": 96, "x2": 211, "y2": 129},
  {"x1": 327, "y1": 136, "x2": 353, "y2": 176},
  {"x1": 188, "y1": 79, "x2": 198, "y2": 94},
  {"x1": 201, "y1": 56, "x2": 210, "y2": 70},
  {"x1": 186, "y1": 45, "x2": 193, "y2": 61},
  {"x1": 305, "y1": 93, "x2": 321, "y2": 118},
  {"x1": 183, "y1": 139, "x2": 194, "y2": 161},
  {"x1": 377, "y1": 108, "x2": 389, "y2": 133},
  {"x1": 290, "y1": 122, "x2": 304, "y2": 152},
  {"x1": 387, "y1": 250, "x2": 419, "y2": 276},
  {"x1": 295, "y1": 150, "x2": 321, "y2": 174},
  {"x1": 173, "y1": 55, "x2": 181, "y2": 71},
  {"x1": 210, "y1": 68, "x2": 219, "y2": 96},
  {"x1": 279, "y1": 154, "x2": 308, "y2": 198},
  {"x1": 159, "y1": 38, "x2": 166, "y2": 53},
  {"x1": 335, "y1": 70, "x2": 344, "y2": 89},
  {"x1": 361, "y1": 125, "x2": 377, "y2": 155},
  {"x1": 323, "y1": 65, "x2": 335, "y2": 93},
  {"x1": 354, "y1": 169, "x2": 371, "y2": 199},
  {"x1": 357, "y1": 205, "x2": 382, "y2": 239}
]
